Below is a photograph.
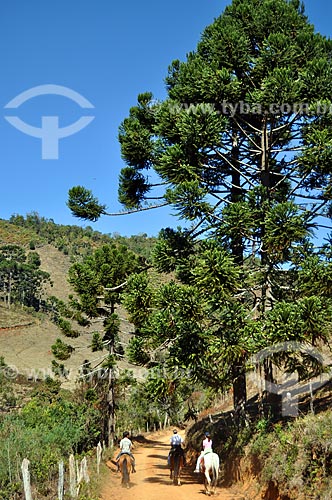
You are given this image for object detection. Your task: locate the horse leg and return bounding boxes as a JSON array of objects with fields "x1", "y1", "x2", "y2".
[
  {"x1": 176, "y1": 461, "x2": 182, "y2": 486},
  {"x1": 177, "y1": 457, "x2": 183, "y2": 485},
  {"x1": 204, "y1": 470, "x2": 211, "y2": 496},
  {"x1": 212, "y1": 460, "x2": 219, "y2": 494}
]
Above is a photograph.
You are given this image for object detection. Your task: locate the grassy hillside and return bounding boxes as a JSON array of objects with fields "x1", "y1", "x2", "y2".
[
  {"x1": 0, "y1": 219, "x2": 45, "y2": 246},
  {"x1": 0, "y1": 215, "x2": 155, "y2": 391}
]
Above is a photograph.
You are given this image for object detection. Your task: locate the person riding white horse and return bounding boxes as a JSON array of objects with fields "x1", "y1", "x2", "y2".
[{"x1": 194, "y1": 431, "x2": 213, "y2": 473}]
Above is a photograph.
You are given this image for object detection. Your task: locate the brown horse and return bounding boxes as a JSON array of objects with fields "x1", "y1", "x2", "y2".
[
  {"x1": 169, "y1": 447, "x2": 184, "y2": 486},
  {"x1": 118, "y1": 454, "x2": 131, "y2": 488}
]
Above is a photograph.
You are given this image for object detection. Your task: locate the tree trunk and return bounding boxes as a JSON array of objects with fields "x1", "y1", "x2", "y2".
[
  {"x1": 230, "y1": 130, "x2": 247, "y2": 409},
  {"x1": 232, "y1": 362, "x2": 247, "y2": 410},
  {"x1": 8, "y1": 271, "x2": 12, "y2": 309},
  {"x1": 107, "y1": 340, "x2": 116, "y2": 447},
  {"x1": 259, "y1": 117, "x2": 280, "y2": 418},
  {"x1": 107, "y1": 365, "x2": 116, "y2": 447},
  {"x1": 262, "y1": 358, "x2": 280, "y2": 419}
]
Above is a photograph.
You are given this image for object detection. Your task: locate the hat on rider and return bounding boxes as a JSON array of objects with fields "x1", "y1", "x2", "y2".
[
  {"x1": 173, "y1": 429, "x2": 178, "y2": 433},
  {"x1": 205, "y1": 431, "x2": 210, "y2": 437}
]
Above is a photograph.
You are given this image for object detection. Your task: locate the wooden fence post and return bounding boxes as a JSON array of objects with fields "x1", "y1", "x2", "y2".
[
  {"x1": 97, "y1": 442, "x2": 103, "y2": 474},
  {"x1": 58, "y1": 461, "x2": 64, "y2": 500},
  {"x1": 21, "y1": 458, "x2": 32, "y2": 500},
  {"x1": 69, "y1": 454, "x2": 77, "y2": 498},
  {"x1": 77, "y1": 457, "x2": 89, "y2": 497},
  {"x1": 80, "y1": 457, "x2": 90, "y2": 483}
]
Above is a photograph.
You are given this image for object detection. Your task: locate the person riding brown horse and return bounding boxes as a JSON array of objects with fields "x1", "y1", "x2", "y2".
[
  {"x1": 168, "y1": 429, "x2": 186, "y2": 485},
  {"x1": 168, "y1": 429, "x2": 186, "y2": 467},
  {"x1": 115, "y1": 431, "x2": 136, "y2": 473}
]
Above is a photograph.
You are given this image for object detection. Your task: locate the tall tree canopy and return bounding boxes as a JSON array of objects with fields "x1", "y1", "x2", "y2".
[{"x1": 68, "y1": 0, "x2": 332, "y2": 411}]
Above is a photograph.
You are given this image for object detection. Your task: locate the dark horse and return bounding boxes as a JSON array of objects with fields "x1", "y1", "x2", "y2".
[
  {"x1": 118, "y1": 454, "x2": 130, "y2": 488},
  {"x1": 169, "y1": 446, "x2": 184, "y2": 486}
]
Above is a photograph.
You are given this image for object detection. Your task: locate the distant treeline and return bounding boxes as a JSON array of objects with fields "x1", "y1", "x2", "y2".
[{"x1": 7, "y1": 212, "x2": 156, "y2": 260}]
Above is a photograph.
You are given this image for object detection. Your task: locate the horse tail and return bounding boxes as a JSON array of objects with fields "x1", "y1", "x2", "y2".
[
  {"x1": 122, "y1": 457, "x2": 130, "y2": 484},
  {"x1": 173, "y1": 453, "x2": 180, "y2": 478}
]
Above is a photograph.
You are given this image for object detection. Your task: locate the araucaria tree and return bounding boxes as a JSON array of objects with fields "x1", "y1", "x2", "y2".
[
  {"x1": 68, "y1": 244, "x2": 143, "y2": 444},
  {"x1": 68, "y1": 0, "x2": 332, "y2": 412}
]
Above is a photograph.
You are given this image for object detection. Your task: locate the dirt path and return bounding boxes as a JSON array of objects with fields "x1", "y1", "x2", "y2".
[{"x1": 100, "y1": 430, "x2": 247, "y2": 500}]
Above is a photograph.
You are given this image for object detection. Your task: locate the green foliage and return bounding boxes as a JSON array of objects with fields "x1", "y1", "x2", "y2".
[
  {"x1": 0, "y1": 244, "x2": 51, "y2": 310},
  {"x1": 111, "y1": 232, "x2": 156, "y2": 261},
  {"x1": 122, "y1": 273, "x2": 154, "y2": 329},
  {"x1": 0, "y1": 357, "x2": 17, "y2": 409},
  {"x1": 116, "y1": 366, "x2": 192, "y2": 431},
  {"x1": 51, "y1": 338, "x2": 74, "y2": 360},
  {"x1": 190, "y1": 241, "x2": 242, "y2": 303},
  {"x1": 103, "y1": 313, "x2": 121, "y2": 352},
  {"x1": 51, "y1": 360, "x2": 68, "y2": 378},
  {"x1": 118, "y1": 92, "x2": 156, "y2": 171},
  {"x1": 0, "y1": 379, "x2": 102, "y2": 498},
  {"x1": 67, "y1": 186, "x2": 107, "y2": 221},
  {"x1": 64, "y1": 0, "x2": 332, "y2": 423},
  {"x1": 68, "y1": 243, "x2": 142, "y2": 317},
  {"x1": 151, "y1": 227, "x2": 195, "y2": 277},
  {"x1": 247, "y1": 411, "x2": 332, "y2": 499},
  {"x1": 57, "y1": 317, "x2": 80, "y2": 337},
  {"x1": 118, "y1": 167, "x2": 150, "y2": 208},
  {"x1": 91, "y1": 332, "x2": 104, "y2": 351},
  {"x1": 297, "y1": 256, "x2": 332, "y2": 297},
  {"x1": 60, "y1": 0, "x2": 327, "y2": 413},
  {"x1": 7, "y1": 212, "x2": 155, "y2": 263},
  {"x1": 8, "y1": 212, "x2": 113, "y2": 258},
  {"x1": 127, "y1": 336, "x2": 150, "y2": 365}
]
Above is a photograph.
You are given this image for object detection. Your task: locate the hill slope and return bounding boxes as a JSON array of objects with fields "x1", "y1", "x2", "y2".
[{"x1": 0, "y1": 218, "x2": 151, "y2": 389}]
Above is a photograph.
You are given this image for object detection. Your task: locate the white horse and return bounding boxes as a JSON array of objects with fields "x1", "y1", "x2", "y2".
[{"x1": 202, "y1": 452, "x2": 219, "y2": 495}]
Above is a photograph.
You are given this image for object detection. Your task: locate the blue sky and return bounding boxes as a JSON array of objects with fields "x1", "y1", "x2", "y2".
[{"x1": 0, "y1": 0, "x2": 330, "y2": 236}]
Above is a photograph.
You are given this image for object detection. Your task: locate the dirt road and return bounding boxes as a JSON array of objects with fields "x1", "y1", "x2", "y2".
[{"x1": 100, "y1": 430, "x2": 248, "y2": 500}]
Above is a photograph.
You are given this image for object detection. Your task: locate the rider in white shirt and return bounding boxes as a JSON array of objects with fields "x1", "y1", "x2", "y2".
[
  {"x1": 168, "y1": 429, "x2": 186, "y2": 466},
  {"x1": 116, "y1": 431, "x2": 136, "y2": 472}
]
